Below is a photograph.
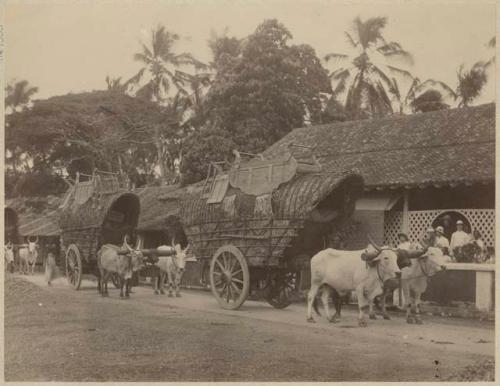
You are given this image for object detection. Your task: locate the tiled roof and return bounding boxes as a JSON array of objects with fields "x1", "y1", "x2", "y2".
[
  {"x1": 264, "y1": 103, "x2": 495, "y2": 189},
  {"x1": 5, "y1": 195, "x2": 63, "y2": 237}
]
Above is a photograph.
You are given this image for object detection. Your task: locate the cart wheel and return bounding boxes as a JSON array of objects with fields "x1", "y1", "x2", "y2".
[
  {"x1": 266, "y1": 271, "x2": 297, "y2": 309},
  {"x1": 111, "y1": 273, "x2": 121, "y2": 289},
  {"x1": 66, "y1": 244, "x2": 82, "y2": 290},
  {"x1": 210, "y1": 245, "x2": 250, "y2": 310}
]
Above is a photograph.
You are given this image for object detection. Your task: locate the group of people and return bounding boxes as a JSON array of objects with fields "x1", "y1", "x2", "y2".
[{"x1": 396, "y1": 220, "x2": 493, "y2": 263}]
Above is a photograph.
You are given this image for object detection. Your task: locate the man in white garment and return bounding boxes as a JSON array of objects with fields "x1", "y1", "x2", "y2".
[
  {"x1": 435, "y1": 226, "x2": 450, "y2": 255},
  {"x1": 450, "y1": 220, "x2": 471, "y2": 257}
]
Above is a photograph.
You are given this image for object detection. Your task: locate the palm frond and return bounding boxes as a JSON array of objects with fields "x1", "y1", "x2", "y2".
[
  {"x1": 377, "y1": 41, "x2": 414, "y2": 65},
  {"x1": 133, "y1": 53, "x2": 150, "y2": 64},
  {"x1": 418, "y1": 78, "x2": 457, "y2": 99},
  {"x1": 324, "y1": 52, "x2": 349, "y2": 63},
  {"x1": 344, "y1": 32, "x2": 358, "y2": 48},
  {"x1": 386, "y1": 65, "x2": 413, "y2": 79},
  {"x1": 488, "y1": 36, "x2": 496, "y2": 48},
  {"x1": 370, "y1": 65, "x2": 394, "y2": 90}
]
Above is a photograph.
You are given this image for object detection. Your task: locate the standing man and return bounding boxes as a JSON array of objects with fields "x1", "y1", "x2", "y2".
[
  {"x1": 435, "y1": 226, "x2": 450, "y2": 257},
  {"x1": 450, "y1": 220, "x2": 471, "y2": 257}
]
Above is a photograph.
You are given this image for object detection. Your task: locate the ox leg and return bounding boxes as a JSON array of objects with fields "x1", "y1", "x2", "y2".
[
  {"x1": 382, "y1": 292, "x2": 391, "y2": 320},
  {"x1": 167, "y1": 270, "x2": 174, "y2": 297},
  {"x1": 125, "y1": 279, "x2": 130, "y2": 298},
  {"x1": 369, "y1": 300, "x2": 377, "y2": 320},
  {"x1": 160, "y1": 272, "x2": 166, "y2": 295},
  {"x1": 333, "y1": 294, "x2": 343, "y2": 320},
  {"x1": 306, "y1": 283, "x2": 320, "y2": 323},
  {"x1": 403, "y1": 285, "x2": 415, "y2": 324},
  {"x1": 153, "y1": 269, "x2": 159, "y2": 295},
  {"x1": 321, "y1": 287, "x2": 335, "y2": 323},
  {"x1": 102, "y1": 272, "x2": 109, "y2": 297},
  {"x1": 175, "y1": 272, "x2": 182, "y2": 297},
  {"x1": 414, "y1": 293, "x2": 423, "y2": 324},
  {"x1": 356, "y1": 286, "x2": 369, "y2": 327}
]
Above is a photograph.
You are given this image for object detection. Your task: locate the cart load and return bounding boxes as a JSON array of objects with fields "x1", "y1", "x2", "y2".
[{"x1": 180, "y1": 145, "x2": 364, "y2": 310}]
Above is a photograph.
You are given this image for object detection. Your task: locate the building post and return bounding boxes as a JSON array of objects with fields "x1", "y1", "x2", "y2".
[{"x1": 402, "y1": 190, "x2": 409, "y2": 235}]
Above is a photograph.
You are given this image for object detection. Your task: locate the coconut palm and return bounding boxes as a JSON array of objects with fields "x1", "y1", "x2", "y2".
[
  {"x1": 324, "y1": 16, "x2": 413, "y2": 120},
  {"x1": 130, "y1": 25, "x2": 207, "y2": 104},
  {"x1": 5, "y1": 80, "x2": 38, "y2": 113},
  {"x1": 456, "y1": 62, "x2": 488, "y2": 107}
]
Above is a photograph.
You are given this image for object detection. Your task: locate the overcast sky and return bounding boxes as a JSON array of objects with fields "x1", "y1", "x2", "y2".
[{"x1": 6, "y1": 0, "x2": 496, "y2": 105}]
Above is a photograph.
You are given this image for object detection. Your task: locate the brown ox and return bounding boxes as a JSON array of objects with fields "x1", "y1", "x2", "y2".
[{"x1": 97, "y1": 236, "x2": 144, "y2": 298}]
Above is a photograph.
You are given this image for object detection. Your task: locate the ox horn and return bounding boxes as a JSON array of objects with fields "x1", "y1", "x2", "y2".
[
  {"x1": 134, "y1": 234, "x2": 144, "y2": 250},
  {"x1": 123, "y1": 234, "x2": 132, "y2": 251},
  {"x1": 408, "y1": 244, "x2": 429, "y2": 259},
  {"x1": 366, "y1": 233, "x2": 382, "y2": 252}
]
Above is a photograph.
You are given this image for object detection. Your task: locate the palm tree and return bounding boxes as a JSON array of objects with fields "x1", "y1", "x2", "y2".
[
  {"x1": 456, "y1": 62, "x2": 488, "y2": 107},
  {"x1": 130, "y1": 25, "x2": 207, "y2": 183},
  {"x1": 324, "y1": 16, "x2": 413, "y2": 120},
  {"x1": 105, "y1": 76, "x2": 131, "y2": 93},
  {"x1": 130, "y1": 25, "x2": 207, "y2": 104},
  {"x1": 5, "y1": 80, "x2": 38, "y2": 113}
]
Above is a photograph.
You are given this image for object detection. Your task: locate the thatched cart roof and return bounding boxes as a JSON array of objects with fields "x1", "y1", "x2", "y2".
[
  {"x1": 135, "y1": 185, "x2": 188, "y2": 231},
  {"x1": 59, "y1": 190, "x2": 140, "y2": 231},
  {"x1": 264, "y1": 103, "x2": 495, "y2": 190},
  {"x1": 180, "y1": 172, "x2": 363, "y2": 226}
]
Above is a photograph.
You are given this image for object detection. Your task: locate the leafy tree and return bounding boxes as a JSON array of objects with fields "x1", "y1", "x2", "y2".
[
  {"x1": 5, "y1": 91, "x2": 170, "y2": 192},
  {"x1": 325, "y1": 16, "x2": 413, "y2": 120},
  {"x1": 180, "y1": 125, "x2": 236, "y2": 185},
  {"x1": 410, "y1": 89, "x2": 449, "y2": 113},
  {"x1": 207, "y1": 19, "x2": 331, "y2": 154}
]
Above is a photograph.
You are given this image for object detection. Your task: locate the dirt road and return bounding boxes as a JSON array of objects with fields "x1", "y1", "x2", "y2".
[{"x1": 4, "y1": 274, "x2": 495, "y2": 381}]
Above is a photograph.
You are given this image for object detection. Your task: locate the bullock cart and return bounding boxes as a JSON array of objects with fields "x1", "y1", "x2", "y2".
[
  {"x1": 59, "y1": 171, "x2": 144, "y2": 290},
  {"x1": 180, "y1": 146, "x2": 364, "y2": 310}
]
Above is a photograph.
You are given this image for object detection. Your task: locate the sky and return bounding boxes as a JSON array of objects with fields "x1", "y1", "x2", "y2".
[{"x1": 5, "y1": 0, "x2": 496, "y2": 105}]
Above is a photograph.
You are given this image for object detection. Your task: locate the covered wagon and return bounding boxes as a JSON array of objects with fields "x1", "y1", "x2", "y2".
[
  {"x1": 180, "y1": 146, "x2": 364, "y2": 310},
  {"x1": 59, "y1": 171, "x2": 141, "y2": 289}
]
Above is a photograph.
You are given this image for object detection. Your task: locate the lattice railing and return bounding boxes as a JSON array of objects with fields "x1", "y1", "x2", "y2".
[
  {"x1": 383, "y1": 210, "x2": 403, "y2": 247},
  {"x1": 384, "y1": 209, "x2": 495, "y2": 247}
]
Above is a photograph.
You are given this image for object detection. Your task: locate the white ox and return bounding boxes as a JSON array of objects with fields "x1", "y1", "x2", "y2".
[
  {"x1": 154, "y1": 242, "x2": 189, "y2": 297},
  {"x1": 4, "y1": 242, "x2": 15, "y2": 273},
  {"x1": 19, "y1": 237, "x2": 39, "y2": 275},
  {"x1": 401, "y1": 246, "x2": 448, "y2": 324},
  {"x1": 307, "y1": 238, "x2": 402, "y2": 327}
]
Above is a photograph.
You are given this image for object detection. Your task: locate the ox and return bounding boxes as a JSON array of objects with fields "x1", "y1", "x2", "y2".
[
  {"x1": 4, "y1": 241, "x2": 15, "y2": 273},
  {"x1": 154, "y1": 242, "x2": 189, "y2": 297},
  {"x1": 97, "y1": 236, "x2": 145, "y2": 298},
  {"x1": 19, "y1": 236, "x2": 39, "y2": 275},
  {"x1": 306, "y1": 237, "x2": 404, "y2": 327},
  {"x1": 401, "y1": 246, "x2": 447, "y2": 324},
  {"x1": 368, "y1": 247, "x2": 427, "y2": 320}
]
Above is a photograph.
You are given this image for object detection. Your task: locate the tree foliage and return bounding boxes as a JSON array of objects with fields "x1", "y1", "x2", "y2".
[
  {"x1": 5, "y1": 91, "x2": 171, "y2": 193},
  {"x1": 206, "y1": 19, "x2": 331, "y2": 153},
  {"x1": 410, "y1": 89, "x2": 449, "y2": 113}
]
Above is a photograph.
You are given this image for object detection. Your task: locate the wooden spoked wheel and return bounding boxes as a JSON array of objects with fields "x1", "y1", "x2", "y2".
[
  {"x1": 66, "y1": 244, "x2": 82, "y2": 290},
  {"x1": 210, "y1": 245, "x2": 250, "y2": 310},
  {"x1": 266, "y1": 271, "x2": 297, "y2": 309}
]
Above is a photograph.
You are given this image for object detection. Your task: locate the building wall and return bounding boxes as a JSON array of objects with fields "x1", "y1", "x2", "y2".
[{"x1": 341, "y1": 210, "x2": 385, "y2": 249}]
